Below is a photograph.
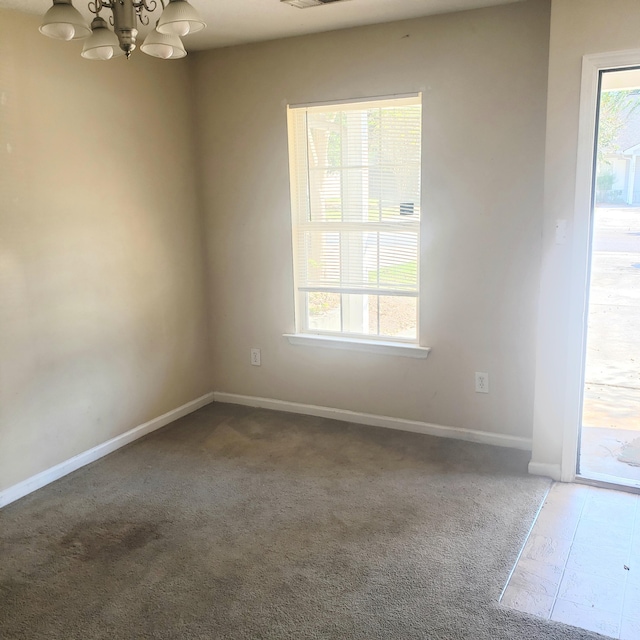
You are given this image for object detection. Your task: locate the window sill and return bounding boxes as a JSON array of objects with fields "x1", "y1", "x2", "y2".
[{"x1": 283, "y1": 334, "x2": 431, "y2": 358}]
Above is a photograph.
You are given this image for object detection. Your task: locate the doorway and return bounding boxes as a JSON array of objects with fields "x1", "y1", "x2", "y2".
[{"x1": 579, "y1": 67, "x2": 640, "y2": 488}]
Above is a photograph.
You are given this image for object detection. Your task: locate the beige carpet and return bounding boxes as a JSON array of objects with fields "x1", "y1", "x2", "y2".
[{"x1": 0, "y1": 402, "x2": 605, "y2": 639}]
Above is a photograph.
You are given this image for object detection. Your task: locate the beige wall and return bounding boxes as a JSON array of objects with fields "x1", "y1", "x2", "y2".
[
  {"x1": 194, "y1": 0, "x2": 551, "y2": 439},
  {"x1": 0, "y1": 10, "x2": 211, "y2": 492},
  {"x1": 531, "y1": 0, "x2": 640, "y2": 474}
]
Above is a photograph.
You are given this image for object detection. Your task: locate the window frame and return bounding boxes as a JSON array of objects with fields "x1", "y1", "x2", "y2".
[{"x1": 286, "y1": 93, "x2": 423, "y2": 348}]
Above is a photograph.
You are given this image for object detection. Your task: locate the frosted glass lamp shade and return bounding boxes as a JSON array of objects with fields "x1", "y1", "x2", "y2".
[
  {"x1": 39, "y1": 0, "x2": 90, "y2": 40},
  {"x1": 156, "y1": 0, "x2": 205, "y2": 36},
  {"x1": 81, "y1": 17, "x2": 124, "y2": 60},
  {"x1": 141, "y1": 30, "x2": 186, "y2": 59}
]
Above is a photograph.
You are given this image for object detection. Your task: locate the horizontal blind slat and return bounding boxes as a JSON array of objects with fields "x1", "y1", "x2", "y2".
[{"x1": 298, "y1": 287, "x2": 417, "y2": 297}]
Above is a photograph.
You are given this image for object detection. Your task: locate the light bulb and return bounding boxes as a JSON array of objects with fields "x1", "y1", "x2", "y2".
[
  {"x1": 144, "y1": 43, "x2": 174, "y2": 59},
  {"x1": 94, "y1": 46, "x2": 114, "y2": 60},
  {"x1": 164, "y1": 20, "x2": 190, "y2": 36},
  {"x1": 43, "y1": 22, "x2": 76, "y2": 40}
]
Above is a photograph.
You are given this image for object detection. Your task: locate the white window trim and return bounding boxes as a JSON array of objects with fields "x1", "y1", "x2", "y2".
[{"x1": 283, "y1": 333, "x2": 431, "y2": 358}]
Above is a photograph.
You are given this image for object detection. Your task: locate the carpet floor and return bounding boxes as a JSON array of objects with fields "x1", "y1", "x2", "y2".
[{"x1": 0, "y1": 402, "x2": 605, "y2": 639}]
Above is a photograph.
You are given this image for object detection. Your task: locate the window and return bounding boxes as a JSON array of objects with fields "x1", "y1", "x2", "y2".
[{"x1": 287, "y1": 95, "x2": 422, "y2": 344}]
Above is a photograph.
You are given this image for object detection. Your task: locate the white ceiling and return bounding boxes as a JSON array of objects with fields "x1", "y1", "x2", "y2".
[{"x1": 7, "y1": 0, "x2": 524, "y2": 50}]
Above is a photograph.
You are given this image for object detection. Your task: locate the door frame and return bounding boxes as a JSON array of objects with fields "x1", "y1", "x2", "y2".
[{"x1": 561, "y1": 49, "x2": 640, "y2": 482}]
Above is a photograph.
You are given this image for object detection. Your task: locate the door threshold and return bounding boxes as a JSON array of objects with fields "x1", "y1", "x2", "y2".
[{"x1": 575, "y1": 471, "x2": 640, "y2": 494}]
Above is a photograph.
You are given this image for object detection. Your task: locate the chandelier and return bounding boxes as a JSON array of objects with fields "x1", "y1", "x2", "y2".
[{"x1": 39, "y1": 0, "x2": 206, "y2": 60}]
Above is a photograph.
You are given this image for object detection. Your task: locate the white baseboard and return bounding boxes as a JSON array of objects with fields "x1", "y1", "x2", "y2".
[
  {"x1": 213, "y1": 391, "x2": 533, "y2": 452},
  {"x1": 0, "y1": 392, "x2": 214, "y2": 509},
  {"x1": 528, "y1": 461, "x2": 562, "y2": 481}
]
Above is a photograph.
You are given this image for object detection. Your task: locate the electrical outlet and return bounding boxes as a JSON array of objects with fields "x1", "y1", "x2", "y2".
[
  {"x1": 250, "y1": 348, "x2": 261, "y2": 366},
  {"x1": 475, "y1": 372, "x2": 489, "y2": 393}
]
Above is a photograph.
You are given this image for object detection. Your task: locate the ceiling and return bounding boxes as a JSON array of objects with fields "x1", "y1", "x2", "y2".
[{"x1": 7, "y1": 0, "x2": 524, "y2": 50}]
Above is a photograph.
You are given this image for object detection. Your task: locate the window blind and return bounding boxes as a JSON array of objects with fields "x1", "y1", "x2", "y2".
[{"x1": 288, "y1": 95, "x2": 422, "y2": 341}]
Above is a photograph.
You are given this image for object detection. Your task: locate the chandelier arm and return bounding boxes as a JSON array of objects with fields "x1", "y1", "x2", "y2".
[
  {"x1": 132, "y1": 0, "x2": 157, "y2": 26},
  {"x1": 88, "y1": 0, "x2": 111, "y2": 15},
  {"x1": 132, "y1": 0, "x2": 157, "y2": 11}
]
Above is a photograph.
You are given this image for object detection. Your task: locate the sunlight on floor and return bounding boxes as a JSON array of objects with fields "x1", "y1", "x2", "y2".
[{"x1": 501, "y1": 483, "x2": 640, "y2": 639}]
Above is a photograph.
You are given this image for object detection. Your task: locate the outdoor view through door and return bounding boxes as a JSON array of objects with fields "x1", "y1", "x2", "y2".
[{"x1": 580, "y1": 67, "x2": 640, "y2": 488}]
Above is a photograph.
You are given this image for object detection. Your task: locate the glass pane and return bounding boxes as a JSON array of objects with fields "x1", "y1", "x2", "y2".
[
  {"x1": 368, "y1": 295, "x2": 379, "y2": 335},
  {"x1": 379, "y1": 233, "x2": 418, "y2": 289},
  {"x1": 337, "y1": 294, "x2": 416, "y2": 339},
  {"x1": 368, "y1": 196, "x2": 382, "y2": 222},
  {"x1": 307, "y1": 111, "x2": 342, "y2": 222},
  {"x1": 380, "y1": 106, "x2": 422, "y2": 163},
  {"x1": 309, "y1": 169, "x2": 342, "y2": 222},
  {"x1": 341, "y1": 293, "x2": 376, "y2": 335},
  {"x1": 302, "y1": 231, "x2": 341, "y2": 287},
  {"x1": 364, "y1": 232, "x2": 380, "y2": 288},
  {"x1": 341, "y1": 167, "x2": 370, "y2": 223},
  {"x1": 379, "y1": 296, "x2": 417, "y2": 339},
  {"x1": 307, "y1": 292, "x2": 341, "y2": 332}
]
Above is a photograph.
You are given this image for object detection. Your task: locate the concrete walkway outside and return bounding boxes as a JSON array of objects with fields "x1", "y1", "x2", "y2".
[{"x1": 581, "y1": 206, "x2": 640, "y2": 484}]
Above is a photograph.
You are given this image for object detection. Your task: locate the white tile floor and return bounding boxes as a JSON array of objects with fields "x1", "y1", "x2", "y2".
[{"x1": 501, "y1": 483, "x2": 640, "y2": 639}]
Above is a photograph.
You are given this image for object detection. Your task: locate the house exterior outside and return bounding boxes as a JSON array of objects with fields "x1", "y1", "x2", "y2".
[{"x1": 598, "y1": 93, "x2": 640, "y2": 204}]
